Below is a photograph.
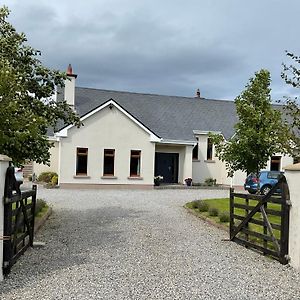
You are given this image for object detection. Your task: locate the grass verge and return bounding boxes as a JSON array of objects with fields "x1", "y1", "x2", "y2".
[
  {"x1": 185, "y1": 198, "x2": 281, "y2": 240},
  {"x1": 35, "y1": 199, "x2": 49, "y2": 218}
]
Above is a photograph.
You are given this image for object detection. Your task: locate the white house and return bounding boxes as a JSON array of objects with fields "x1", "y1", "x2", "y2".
[{"x1": 33, "y1": 65, "x2": 293, "y2": 188}]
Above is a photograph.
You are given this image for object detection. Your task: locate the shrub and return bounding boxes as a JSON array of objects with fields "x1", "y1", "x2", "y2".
[
  {"x1": 191, "y1": 201, "x2": 200, "y2": 209},
  {"x1": 208, "y1": 207, "x2": 219, "y2": 217},
  {"x1": 51, "y1": 175, "x2": 58, "y2": 185},
  {"x1": 198, "y1": 201, "x2": 209, "y2": 212},
  {"x1": 219, "y1": 212, "x2": 230, "y2": 223},
  {"x1": 38, "y1": 172, "x2": 58, "y2": 183},
  {"x1": 204, "y1": 178, "x2": 217, "y2": 186}
]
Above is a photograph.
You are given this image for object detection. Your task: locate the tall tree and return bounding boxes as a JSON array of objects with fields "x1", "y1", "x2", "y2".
[
  {"x1": 211, "y1": 69, "x2": 293, "y2": 176},
  {"x1": 0, "y1": 6, "x2": 81, "y2": 164},
  {"x1": 281, "y1": 51, "x2": 300, "y2": 149}
]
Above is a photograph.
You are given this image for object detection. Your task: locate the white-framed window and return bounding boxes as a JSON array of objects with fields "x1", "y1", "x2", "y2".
[
  {"x1": 103, "y1": 149, "x2": 115, "y2": 176},
  {"x1": 130, "y1": 150, "x2": 141, "y2": 177},
  {"x1": 207, "y1": 138, "x2": 213, "y2": 160},
  {"x1": 76, "y1": 147, "x2": 88, "y2": 175},
  {"x1": 193, "y1": 138, "x2": 199, "y2": 160}
]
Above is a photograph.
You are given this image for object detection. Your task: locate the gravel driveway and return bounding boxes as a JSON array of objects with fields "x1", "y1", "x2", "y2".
[{"x1": 1, "y1": 187, "x2": 300, "y2": 299}]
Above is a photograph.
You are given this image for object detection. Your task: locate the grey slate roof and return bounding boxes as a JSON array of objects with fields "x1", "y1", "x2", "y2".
[
  {"x1": 60, "y1": 87, "x2": 238, "y2": 141},
  {"x1": 56, "y1": 87, "x2": 239, "y2": 141}
]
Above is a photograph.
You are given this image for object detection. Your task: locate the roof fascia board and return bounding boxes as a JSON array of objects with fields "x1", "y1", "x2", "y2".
[
  {"x1": 193, "y1": 130, "x2": 222, "y2": 135},
  {"x1": 48, "y1": 136, "x2": 60, "y2": 142},
  {"x1": 193, "y1": 130, "x2": 227, "y2": 141},
  {"x1": 158, "y1": 139, "x2": 196, "y2": 146},
  {"x1": 55, "y1": 99, "x2": 161, "y2": 142}
]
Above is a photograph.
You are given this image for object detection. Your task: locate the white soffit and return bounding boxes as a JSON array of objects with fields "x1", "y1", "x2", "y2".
[
  {"x1": 158, "y1": 139, "x2": 196, "y2": 146},
  {"x1": 193, "y1": 130, "x2": 222, "y2": 135}
]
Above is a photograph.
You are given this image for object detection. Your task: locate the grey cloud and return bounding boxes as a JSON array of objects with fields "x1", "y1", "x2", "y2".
[{"x1": 6, "y1": 0, "x2": 300, "y2": 100}]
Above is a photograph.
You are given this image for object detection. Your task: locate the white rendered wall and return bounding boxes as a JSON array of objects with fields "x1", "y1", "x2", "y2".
[
  {"x1": 33, "y1": 141, "x2": 59, "y2": 177},
  {"x1": 263, "y1": 153, "x2": 294, "y2": 171},
  {"x1": 285, "y1": 163, "x2": 300, "y2": 270},
  {"x1": 192, "y1": 134, "x2": 226, "y2": 184},
  {"x1": 192, "y1": 134, "x2": 294, "y2": 186},
  {"x1": 183, "y1": 145, "x2": 193, "y2": 182},
  {"x1": 0, "y1": 155, "x2": 11, "y2": 281},
  {"x1": 59, "y1": 106, "x2": 155, "y2": 185}
]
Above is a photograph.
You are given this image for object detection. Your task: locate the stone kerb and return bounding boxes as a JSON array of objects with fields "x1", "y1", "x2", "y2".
[
  {"x1": 285, "y1": 163, "x2": 300, "y2": 270},
  {"x1": 0, "y1": 154, "x2": 11, "y2": 281}
]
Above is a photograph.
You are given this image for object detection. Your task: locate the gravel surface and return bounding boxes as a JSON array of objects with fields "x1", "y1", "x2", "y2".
[{"x1": 1, "y1": 187, "x2": 300, "y2": 299}]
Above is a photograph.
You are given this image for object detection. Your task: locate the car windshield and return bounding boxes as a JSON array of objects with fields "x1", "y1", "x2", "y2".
[{"x1": 267, "y1": 172, "x2": 281, "y2": 179}]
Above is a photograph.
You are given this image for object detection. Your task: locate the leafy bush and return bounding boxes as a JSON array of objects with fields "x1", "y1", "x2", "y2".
[
  {"x1": 208, "y1": 207, "x2": 219, "y2": 216},
  {"x1": 198, "y1": 201, "x2": 209, "y2": 212},
  {"x1": 204, "y1": 178, "x2": 217, "y2": 186},
  {"x1": 191, "y1": 200, "x2": 200, "y2": 209},
  {"x1": 38, "y1": 172, "x2": 58, "y2": 183},
  {"x1": 51, "y1": 175, "x2": 58, "y2": 185},
  {"x1": 219, "y1": 212, "x2": 230, "y2": 223}
]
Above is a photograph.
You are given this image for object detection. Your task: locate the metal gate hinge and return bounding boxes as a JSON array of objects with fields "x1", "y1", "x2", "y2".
[
  {"x1": 3, "y1": 261, "x2": 9, "y2": 268},
  {"x1": 285, "y1": 255, "x2": 291, "y2": 262},
  {"x1": 0, "y1": 236, "x2": 11, "y2": 241}
]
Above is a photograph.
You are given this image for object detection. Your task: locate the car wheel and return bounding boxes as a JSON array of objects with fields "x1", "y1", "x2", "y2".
[{"x1": 261, "y1": 185, "x2": 271, "y2": 195}]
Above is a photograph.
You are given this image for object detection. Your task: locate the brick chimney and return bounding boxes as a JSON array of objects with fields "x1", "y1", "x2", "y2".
[
  {"x1": 195, "y1": 88, "x2": 200, "y2": 98},
  {"x1": 65, "y1": 64, "x2": 77, "y2": 107}
]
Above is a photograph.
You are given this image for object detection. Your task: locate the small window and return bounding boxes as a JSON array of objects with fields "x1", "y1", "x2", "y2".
[
  {"x1": 76, "y1": 148, "x2": 88, "y2": 175},
  {"x1": 192, "y1": 138, "x2": 199, "y2": 160},
  {"x1": 130, "y1": 150, "x2": 141, "y2": 177},
  {"x1": 207, "y1": 138, "x2": 213, "y2": 160},
  {"x1": 103, "y1": 149, "x2": 115, "y2": 176},
  {"x1": 270, "y1": 156, "x2": 281, "y2": 171}
]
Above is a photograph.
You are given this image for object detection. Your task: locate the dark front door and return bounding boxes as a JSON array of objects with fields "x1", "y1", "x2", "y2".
[{"x1": 155, "y1": 152, "x2": 179, "y2": 183}]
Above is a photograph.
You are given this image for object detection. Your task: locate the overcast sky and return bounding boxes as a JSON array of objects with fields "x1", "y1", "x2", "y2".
[{"x1": 4, "y1": 0, "x2": 300, "y2": 100}]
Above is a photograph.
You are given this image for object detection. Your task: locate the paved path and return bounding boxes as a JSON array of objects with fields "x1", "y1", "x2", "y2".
[{"x1": 1, "y1": 187, "x2": 300, "y2": 299}]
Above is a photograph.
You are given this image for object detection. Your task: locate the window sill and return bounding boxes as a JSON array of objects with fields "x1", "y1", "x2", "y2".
[
  {"x1": 127, "y1": 176, "x2": 143, "y2": 180},
  {"x1": 204, "y1": 160, "x2": 215, "y2": 163},
  {"x1": 73, "y1": 175, "x2": 91, "y2": 179},
  {"x1": 101, "y1": 176, "x2": 118, "y2": 179},
  {"x1": 192, "y1": 159, "x2": 201, "y2": 162}
]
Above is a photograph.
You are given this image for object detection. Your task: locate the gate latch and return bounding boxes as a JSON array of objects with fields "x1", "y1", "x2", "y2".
[{"x1": 286, "y1": 200, "x2": 292, "y2": 207}]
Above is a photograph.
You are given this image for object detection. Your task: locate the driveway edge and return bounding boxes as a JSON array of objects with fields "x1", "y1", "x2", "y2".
[
  {"x1": 184, "y1": 206, "x2": 228, "y2": 233},
  {"x1": 34, "y1": 207, "x2": 52, "y2": 234}
]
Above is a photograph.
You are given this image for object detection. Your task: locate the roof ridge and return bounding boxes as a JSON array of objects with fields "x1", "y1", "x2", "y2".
[{"x1": 76, "y1": 86, "x2": 233, "y2": 102}]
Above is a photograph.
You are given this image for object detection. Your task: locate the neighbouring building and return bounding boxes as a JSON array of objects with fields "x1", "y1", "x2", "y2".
[{"x1": 33, "y1": 65, "x2": 293, "y2": 188}]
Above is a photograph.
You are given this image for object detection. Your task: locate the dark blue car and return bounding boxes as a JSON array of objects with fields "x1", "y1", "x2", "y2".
[{"x1": 244, "y1": 171, "x2": 283, "y2": 195}]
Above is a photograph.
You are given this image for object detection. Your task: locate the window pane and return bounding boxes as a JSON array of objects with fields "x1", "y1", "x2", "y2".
[
  {"x1": 270, "y1": 156, "x2": 281, "y2": 171},
  {"x1": 104, "y1": 149, "x2": 115, "y2": 175},
  {"x1": 78, "y1": 148, "x2": 88, "y2": 154},
  {"x1": 130, "y1": 150, "x2": 141, "y2": 176},
  {"x1": 76, "y1": 148, "x2": 88, "y2": 175},
  {"x1": 207, "y1": 138, "x2": 213, "y2": 160},
  {"x1": 193, "y1": 140, "x2": 198, "y2": 160}
]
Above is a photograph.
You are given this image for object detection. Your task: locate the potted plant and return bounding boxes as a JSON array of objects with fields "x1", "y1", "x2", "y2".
[
  {"x1": 154, "y1": 175, "x2": 163, "y2": 186},
  {"x1": 185, "y1": 177, "x2": 192, "y2": 186}
]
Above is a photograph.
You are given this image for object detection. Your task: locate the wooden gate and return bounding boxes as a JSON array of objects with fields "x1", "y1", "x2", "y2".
[
  {"x1": 230, "y1": 175, "x2": 290, "y2": 264},
  {"x1": 3, "y1": 167, "x2": 37, "y2": 275}
]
